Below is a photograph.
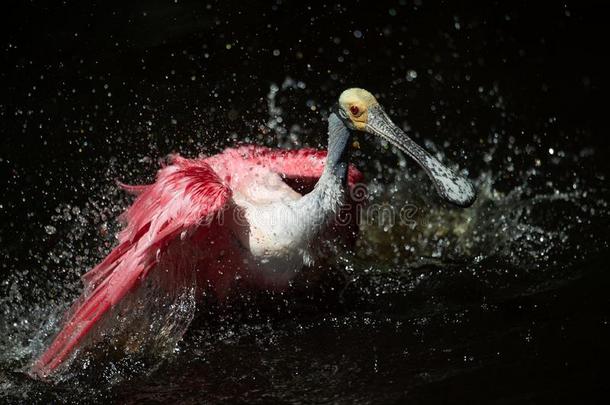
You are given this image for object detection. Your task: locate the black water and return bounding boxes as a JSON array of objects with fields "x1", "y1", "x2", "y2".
[{"x1": 1, "y1": 1, "x2": 609, "y2": 403}]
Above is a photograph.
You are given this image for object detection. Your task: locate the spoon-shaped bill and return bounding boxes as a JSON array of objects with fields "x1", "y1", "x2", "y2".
[{"x1": 366, "y1": 105, "x2": 476, "y2": 207}]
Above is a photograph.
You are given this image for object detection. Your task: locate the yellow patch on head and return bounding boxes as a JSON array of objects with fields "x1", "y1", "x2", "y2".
[{"x1": 339, "y1": 88, "x2": 379, "y2": 130}]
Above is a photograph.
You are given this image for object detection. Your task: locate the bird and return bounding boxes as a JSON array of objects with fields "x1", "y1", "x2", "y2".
[{"x1": 29, "y1": 88, "x2": 476, "y2": 379}]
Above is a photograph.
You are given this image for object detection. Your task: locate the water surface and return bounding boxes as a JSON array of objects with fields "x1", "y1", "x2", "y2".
[{"x1": 1, "y1": 1, "x2": 608, "y2": 403}]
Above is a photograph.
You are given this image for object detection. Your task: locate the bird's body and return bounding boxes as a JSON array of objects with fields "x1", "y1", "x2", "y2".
[
  {"x1": 30, "y1": 88, "x2": 475, "y2": 379},
  {"x1": 30, "y1": 144, "x2": 363, "y2": 377},
  {"x1": 205, "y1": 144, "x2": 364, "y2": 290}
]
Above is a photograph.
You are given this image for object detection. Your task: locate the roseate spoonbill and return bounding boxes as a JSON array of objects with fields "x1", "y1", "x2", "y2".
[{"x1": 30, "y1": 88, "x2": 476, "y2": 378}]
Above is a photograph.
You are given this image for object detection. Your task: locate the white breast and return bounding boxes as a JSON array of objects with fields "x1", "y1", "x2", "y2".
[
  {"x1": 229, "y1": 168, "x2": 344, "y2": 288},
  {"x1": 235, "y1": 199, "x2": 313, "y2": 287},
  {"x1": 227, "y1": 169, "x2": 314, "y2": 287}
]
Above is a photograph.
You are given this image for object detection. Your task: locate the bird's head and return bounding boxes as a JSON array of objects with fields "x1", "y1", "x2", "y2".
[
  {"x1": 337, "y1": 88, "x2": 379, "y2": 131},
  {"x1": 334, "y1": 87, "x2": 476, "y2": 207}
]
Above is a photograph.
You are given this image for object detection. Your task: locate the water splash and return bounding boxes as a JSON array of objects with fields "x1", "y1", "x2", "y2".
[
  {"x1": 359, "y1": 167, "x2": 605, "y2": 270},
  {"x1": 0, "y1": 79, "x2": 607, "y2": 401}
]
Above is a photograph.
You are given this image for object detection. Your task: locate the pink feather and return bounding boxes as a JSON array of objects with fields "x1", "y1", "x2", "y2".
[{"x1": 30, "y1": 146, "x2": 364, "y2": 378}]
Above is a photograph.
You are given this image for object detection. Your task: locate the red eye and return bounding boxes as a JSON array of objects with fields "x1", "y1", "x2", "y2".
[{"x1": 350, "y1": 105, "x2": 360, "y2": 115}]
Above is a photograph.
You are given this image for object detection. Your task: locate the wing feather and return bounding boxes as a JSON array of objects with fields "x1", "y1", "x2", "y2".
[
  {"x1": 32, "y1": 144, "x2": 365, "y2": 378},
  {"x1": 206, "y1": 145, "x2": 364, "y2": 193},
  {"x1": 30, "y1": 156, "x2": 232, "y2": 378}
]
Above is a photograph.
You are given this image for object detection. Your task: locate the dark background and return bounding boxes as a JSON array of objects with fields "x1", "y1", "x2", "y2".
[
  {"x1": 1, "y1": 0, "x2": 609, "y2": 403},
  {"x1": 2, "y1": 0, "x2": 608, "y2": 247}
]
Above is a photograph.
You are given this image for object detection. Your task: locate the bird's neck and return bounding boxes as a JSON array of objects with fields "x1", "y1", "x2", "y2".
[
  {"x1": 297, "y1": 113, "x2": 352, "y2": 226},
  {"x1": 321, "y1": 113, "x2": 352, "y2": 186}
]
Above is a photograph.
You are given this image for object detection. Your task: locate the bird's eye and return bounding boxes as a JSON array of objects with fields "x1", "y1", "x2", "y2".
[{"x1": 350, "y1": 105, "x2": 360, "y2": 116}]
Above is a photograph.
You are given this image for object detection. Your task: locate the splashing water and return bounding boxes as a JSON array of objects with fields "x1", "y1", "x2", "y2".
[{"x1": 0, "y1": 79, "x2": 608, "y2": 402}]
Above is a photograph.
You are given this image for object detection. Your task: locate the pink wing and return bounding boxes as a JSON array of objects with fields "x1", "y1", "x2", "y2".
[
  {"x1": 209, "y1": 146, "x2": 366, "y2": 246},
  {"x1": 31, "y1": 145, "x2": 364, "y2": 378},
  {"x1": 208, "y1": 145, "x2": 364, "y2": 192},
  {"x1": 30, "y1": 156, "x2": 232, "y2": 378}
]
